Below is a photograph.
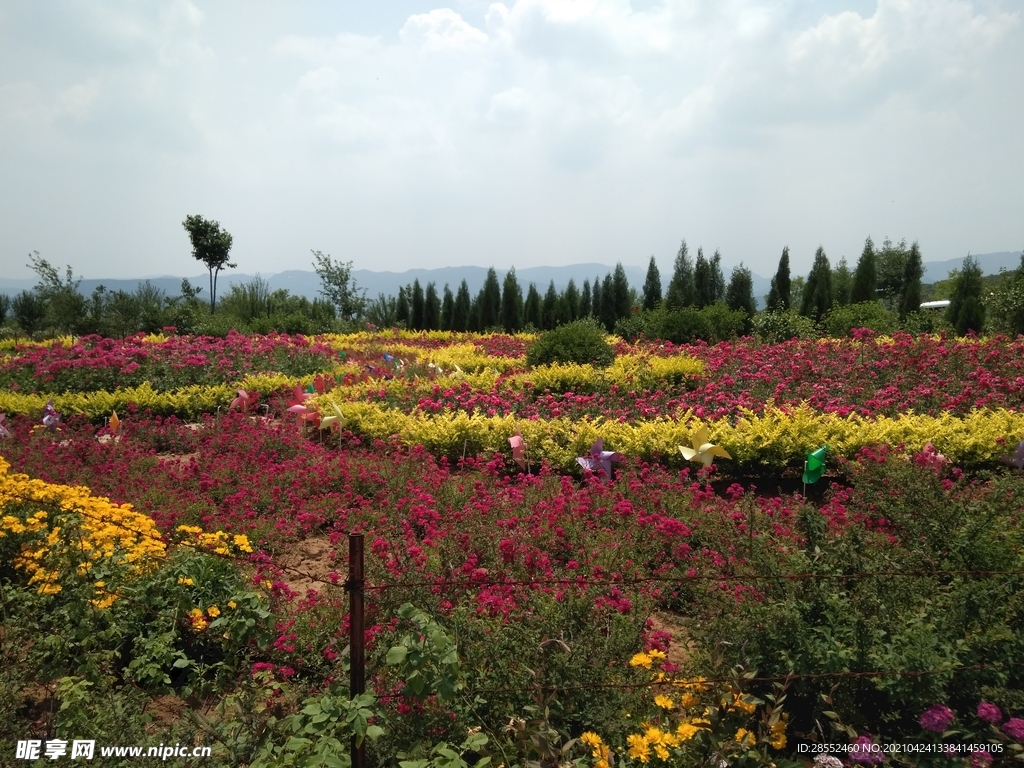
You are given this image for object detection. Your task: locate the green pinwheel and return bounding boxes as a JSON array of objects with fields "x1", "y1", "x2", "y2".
[{"x1": 802, "y1": 446, "x2": 828, "y2": 484}]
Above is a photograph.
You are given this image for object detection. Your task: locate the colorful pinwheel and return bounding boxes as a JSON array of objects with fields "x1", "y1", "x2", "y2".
[
  {"x1": 509, "y1": 431, "x2": 527, "y2": 469},
  {"x1": 679, "y1": 426, "x2": 731, "y2": 467},
  {"x1": 1003, "y1": 439, "x2": 1024, "y2": 470},
  {"x1": 109, "y1": 411, "x2": 121, "y2": 434},
  {"x1": 576, "y1": 437, "x2": 623, "y2": 479},
  {"x1": 42, "y1": 400, "x2": 61, "y2": 430},
  {"x1": 802, "y1": 446, "x2": 828, "y2": 485},
  {"x1": 318, "y1": 402, "x2": 346, "y2": 431},
  {"x1": 230, "y1": 389, "x2": 259, "y2": 413},
  {"x1": 0, "y1": 413, "x2": 10, "y2": 440}
]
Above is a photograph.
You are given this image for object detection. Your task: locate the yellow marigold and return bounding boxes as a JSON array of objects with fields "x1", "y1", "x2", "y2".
[
  {"x1": 770, "y1": 718, "x2": 787, "y2": 750},
  {"x1": 233, "y1": 534, "x2": 253, "y2": 553},
  {"x1": 654, "y1": 694, "x2": 675, "y2": 710},
  {"x1": 629, "y1": 652, "x2": 653, "y2": 669},
  {"x1": 680, "y1": 692, "x2": 700, "y2": 709},
  {"x1": 227, "y1": 600, "x2": 237, "y2": 609},
  {"x1": 626, "y1": 734, "x2": 651, "y2": 763},
  {"x1": 188, "y1": 608, "x2": 208, "y2": 631},
  {"x1": 580, "y1": 732, "x2": 604, "y2": 748},
  {"x1": 648, "y1": 649, "x2": 667, "y2": 661},
  {"x1": 676, "y1": 721, "x2": 701, "y2": 741},
  {"x1": 178, "y1": 577, "x2": 194, "y2": 586},
  {"x1": 735, "y1": 728, "x2": 754, "y2": 747},
  {"x1": 732, "y1": 695, "x2": 757, "y2": 714},
  {"x1": 206, "y1": 605, "x2": 220, "y2": 617}
]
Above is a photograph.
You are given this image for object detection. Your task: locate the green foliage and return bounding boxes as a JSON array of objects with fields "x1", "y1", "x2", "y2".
[
  {"x1": 642, "y1": 255, "x2": 662, "y2": 311},
  {"x1": 666, "y1": 240, "x2": 695, "y2": 310},
  {"x1": 898, "y1": 242, "x2": 924, "y2": 320},
  {"x1": 479, "y1": 269, "x2": 502, "y2": 331},
  {"x1": 12, "y1": 289, "x2": 46, "y2": 335},
  {"x1": 501, "y1": 269, "x2": 522, "y2": 332},
  {"x1": 656, "y1": 307, "x2": 711, "y2": 344},
  {"x1": 182, "y1": 216, "x2": 236, "y2": 314},
  {"x1": 820, "y1": 301, "x2": 898, "y2": 337},
  {"x1": 752, "y1": 310, "x2": 818, "y2": 343},
  {"x1": 946, "y1": 255, "x2": 986, "y2": 334},
  {"x1": 312, "y1": 249, "x2": 366, "y2": 322},
  {"x1": 525, "y1": 318, "x2": 614, "y2": 368},
  {"x1": 851, "y1": 237, "x2": 878, "y2": 304},
  {"x1": 833, "y1": 257, "x2": 853, "y2": 306},
  {"x1": 726, "y1": 263, "x2": 757, "y2": 325},
  {"x1": 611, "y1": 262, "x2": 631, "y2": 320},
  {"x1": 766, "y1": 246, "x2": 791, "y2": 313},
  {"x1": 985, "y1": 252, "x2": 1024, "y2": 337},
  {"x1": 800, "y1": 246, "x2": 834, "y2": 322}
]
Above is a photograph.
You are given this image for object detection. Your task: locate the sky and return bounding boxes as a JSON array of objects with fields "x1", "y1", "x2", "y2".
[{"x1": 1, "y1": 0, "x2": 1021, "y2": 281}]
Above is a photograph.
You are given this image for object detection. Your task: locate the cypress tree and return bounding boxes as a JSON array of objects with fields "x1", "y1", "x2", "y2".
[
  {"x1": 479, "y1": 268, "x2": 502, "y2": 330},
  {"x1": 801, "y1": 246, "x2": 834, "y2": 322},
  {"x1": 524, "y1": 283, "x2": 542, "y2": 329},
  {"x1": 424, "y1": 282, "x2": 440, "y2": 330},
  {"x1": 563, "y1": 279, "x2": 580, "y2": 322},
  {"x1": 600, "y1": 273, "x2": 616, "y2": 331},
  {"x1": 693, "y1": 248, "x2": 713, "y2": 308},
  {"x1": 469, "y1": 292, "x2": 482, "y2": 332},
  {"x1": 579, "y1": 279, "x2": 592, "y2": 318},
  {"x1": 642, "y1": 255, "x2": 662, "y2": 310},
  {"x1": 766, "y1": 246, "x2": 791, "y2": 312},
  {"x1": 501, "y1": 267, "x2": 523, "y2": 332},
  {"x1": 898, "y1": 242, "x2": 924, "y2": 320},
  {"x1": 612, "y1": 262, "x2": 631, "y2": 320},
  {"x1": 833, "y1": 257, "x2": 853, "y2": 306},
  {"x1": 666, "y1": 240, "x2": 695, "y2": 309},
  {"x1": 452, "y1": 280, "x2": 471, "y2": 332},
  {"x1": 946, "y1": 254, "x2": 985, "y2": 334},
  {"x1": 592, "y1": 276, "x2": 603, "y2": 321},
  {"x1": 542, "y1": 281, "x2": 558, "y2": 330},
  {"x1": 851, "y1": 236, "x2": 877, "y2": 303},
  {"x1": 395, "y1": 285, "x2": 410, "y2": 327},
  {"x1": 725, "y1": 263, "x2": 756, "y2": 318},
  {"x1": 709, "y1": 250, "x2": 726, "y2": 304},
  {"x1": 411, "y1": 279, "x2": 425, "y2": 330},
  {"x1": 440, "y1": 284, "x2": 454, "y2": 331}
]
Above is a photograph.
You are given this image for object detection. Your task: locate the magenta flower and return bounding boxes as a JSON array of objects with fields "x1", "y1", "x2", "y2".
[
  {"x1": 849, "y1": 735, "x2": 885, "y2": 764},
  {"x1": 977, "y1": 702, "x2": 1002, "y2": 724},
  {"x1": 1003, "y1": 717, "x2": 1024, "y2": 743},
  {"x1": 920, "y1": 704, "x2": 955, "y2": 732}
]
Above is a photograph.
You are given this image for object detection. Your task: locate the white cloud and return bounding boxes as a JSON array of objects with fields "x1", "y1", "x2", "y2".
[{"x1": 399, "y1": 9, "x2": 489, "y2": 51}]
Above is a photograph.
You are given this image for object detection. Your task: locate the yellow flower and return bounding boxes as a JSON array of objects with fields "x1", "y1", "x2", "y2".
[
  {"x1": 188, "y1": 607, "x2": 208, "y2": 631},
  {"x1": 178, "y1": 577, "x2": 194, "y2": 586},
  {"x1": 207, "y1": 605, "x2": 220, "y2": 617},
  {"x1": 680, "y1": 692, "x2": 699, "y2": 709},
  {"x1": 233, "y1": 534, "x2": 253, "y2": 553},
  {"x1": 629, "y1": 652, "x2": 653, "y2": 669},
  {"x1": 227, "y1": 600, "x2": 237, "y2": 609},
  {"x1": 654, "y1": 694, "x2": 675, "y2": 710},
  {"x1": 626, "y1": 734, "x2": 651, "y2": 763},
  {"x1": 676, "y1": 721, "x2": 701, "y2": 741},
  {"x1": 732, "y1": 694, "x2": 757, "y2": 714},
  {"x1": 648, "y1": 649, "x2": 667, "y2": 661},
  {"x1": 735, "y1": 728, "x2": 754, "y2": 747},
  {"x1": 580, "y1": 732, "x2": 604, "y2": 748},
  {"x1": 770, "y1": 717, "x2": 787, "y2": 750}
]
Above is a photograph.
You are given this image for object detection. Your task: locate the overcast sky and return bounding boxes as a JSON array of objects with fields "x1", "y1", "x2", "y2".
[{"x1": 1, "y1": 0, "x2": 1021, "y2": 281}]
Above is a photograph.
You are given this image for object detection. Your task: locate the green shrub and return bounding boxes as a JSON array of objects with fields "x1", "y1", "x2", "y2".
[
  {"x1": 821, "y1": 301, "x2": 898, "y2": 338},
  {"x1": 751, "y1": 310, "x2": 819, "y2": 342},
  {"x1": 525, "y1": 318, "x2": 615, "y2": 368},
  {"x1": 699, "y1": 302, "x2": 747, "y2": 342},
  {"x1": 657, "y1": 307, "x2": 712, "y2": 344},
  {"x1": 613, "y1": 308, "x2": 660, "y2": 342}
]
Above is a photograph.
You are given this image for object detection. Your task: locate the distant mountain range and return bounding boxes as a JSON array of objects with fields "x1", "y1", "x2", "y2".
[{"x1": 1, "y1": 252, "x2": 1020, "y2": 310}]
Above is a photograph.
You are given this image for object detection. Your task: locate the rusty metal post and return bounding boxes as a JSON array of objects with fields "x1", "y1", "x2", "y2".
[{"x1": 348, "y1": 532, "x2": 365, "y2": 768}]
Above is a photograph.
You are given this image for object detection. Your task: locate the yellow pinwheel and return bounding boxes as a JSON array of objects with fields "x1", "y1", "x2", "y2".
[
  {"x1": 318, "y1": 402, "x2": 346, "y2": 431},
  {"x1": 679, "y1": 426, "x2": 731, "y2": 467}
]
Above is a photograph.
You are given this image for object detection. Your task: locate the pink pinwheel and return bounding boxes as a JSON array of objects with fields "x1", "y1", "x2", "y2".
[
  {"x1": 0, "y1": 413, "x2": 10, "y2": 439},
  {"x1": 286, "y1": 386, "x2": 319, "y2": 426},
  {"x1": 576, "y1": 437, "x2": 623, "y2": 479},
  {"x1": 42, "y1": 400, "x2": 61, "y2": 430},
  {"x1": 1003, "y1": 439, "x2": 1024, "y2": 470},
  {"x1": 230, "y1": 389, "x2": 260, "y2": 413},
  {"x1": 509, "y1": 431, "x2": 527, "y2": 469}
]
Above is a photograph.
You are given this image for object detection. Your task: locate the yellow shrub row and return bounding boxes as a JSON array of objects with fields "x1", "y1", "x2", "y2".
[{"x1": 316, "y1": 400, "x2": 1024, "y2": 468}]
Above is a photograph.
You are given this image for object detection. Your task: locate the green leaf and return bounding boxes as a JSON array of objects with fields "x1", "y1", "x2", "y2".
[{"x1": 386, "y1": 645, "x2": 408, "y2": 665}]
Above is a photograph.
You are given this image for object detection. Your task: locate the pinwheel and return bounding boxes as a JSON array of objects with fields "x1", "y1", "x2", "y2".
[
  {"x1": 919, "y1": 442, "x2": 947, "y2": 472},
  {"x1": 576, "y1": 437, "x2": 623, "y2": 479},
  {"x1": 509, "y1": 431, "x2": 527, "y2": 469},
  {"x1": 1002, "y1": 439, "x2": 1024, "y2": 470},
  {"x1": 230, "y1": 389, "x2": 259, "y2": 413},
  {"x1": 318, "y1": 402, "x2": 346, "y2": 431},
  {"x1": 802, "y1": 446, "x2": 828, "y2": 485},
  {"x1": 383, "y1": 353, "x2": 395, "y2": 365},
  {"x1": 109, "y1": 411, "x2": 121, "y2": 434},
  {"x1": 0, "y1": 413, "x2": 10, "y2": 440},
  {"x1": 286, "y1": 386, "x2": 319, "y2": 427},
  {"x1": 679, "y1": 426, "x2": 731, "y2": 467},
  {"x1": 42, "y1": 400, "x2": 61, "y2": 430}
]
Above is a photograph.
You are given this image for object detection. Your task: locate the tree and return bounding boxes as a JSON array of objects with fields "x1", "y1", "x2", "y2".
[
  {"x1": 612, "y1": 263, "x2": 631, "y2": 320},
  {"x1": 946, "y1": 254, "x2": 986, "y2": 334},
  {"x1": 12, "y1": 291, "x2": 46, "y2": 336},
  {"x1": 563, "y1": 279, "x2": 580, "y2": 323},
  {"x1": 524, "y1": 283, "x2": 542, "y2": 329},
  {"x1": 310, "y1": 249, "x2": 365, "y2": 322},
  {"x1": 709, "y1": 250, "x2": 726, "y2": 305},
  {"x1": 0, "y1": 293, "x2": 10, "y2": 327},
  {"x1": 182, "y1": 216, "x2": 236, "y2": 314},
  {"x1": 986, "y1": 249, "x2": 1024, "y2": 337},
  {"x1": 851, "y1": 237, "x2": 877, "y2": 303},
  {"x1": 665, "y1": 240, "x2": 695, "y2": 310},
  {"x1": 642, "y1": 256, "x2": 662, "y2": 310},
  {"x1": 27, "y1": 251, "x2": 86, "y2": 333},
  {"x1": 395, "y1": 286, "x2": 410, "y2": 327},
  {"x1": 479, "y1": 268, "x2": 502, "y2": 330},
  {"x1": 579, "y1": 279, "x2": 592, "y2": 318},
  {"x1": 833, "y1": 257, "x2": 853, "y2": 307},
  {"x1": 600, "y1": 273, "x2": 617, "y2": 331},
  {"x1": 365, "y1": 294, "x2": 398, "y2": 328},
  {"x1": 411, "y1": 279, "x2": 425, "y2": 330},
  {"x1": 876, "y1": 237, "x2": 910, "y2": 311},
  {"x1": 898, "y1": 242, "x2": 924, "y2": 320},
  {"x1": 501, "y1": 268, "x2": 523, "y2": 332},
  {"x1": 440, "y1": 285, "x2": 454, "y2": 331},
  {"x1": 725, "y1": 264, "x2": 756, "y2": 319},
  {"x1": 542, "y1": 281, "x2": 558, "y2": 330},
  {"x1": 591, "y1": 277, "x2": 603, "y2": 322},
  {"x1": 801, "y1": 246, "x2": 834, "y2": 322},
  {"x1": 765, "y1": 246, "x2": 791, "y2": 312},
  {"x1": 424, "y1": 282, "x2": 440, "y2": 330},
  {"x1": 452, "y1": 281, "x2": 471, "y2": 332}
]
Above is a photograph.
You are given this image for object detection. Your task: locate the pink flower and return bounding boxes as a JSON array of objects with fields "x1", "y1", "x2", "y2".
[
  {"x1": 920, "y1": 704, "x2": 955, "y2": 732},
  {"x1": 1003, "y1": 717, "x2": 1024, "y2": 743},
  {"x1": 977, "y1": 701, "x2": 1002, "y2": 724}
]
